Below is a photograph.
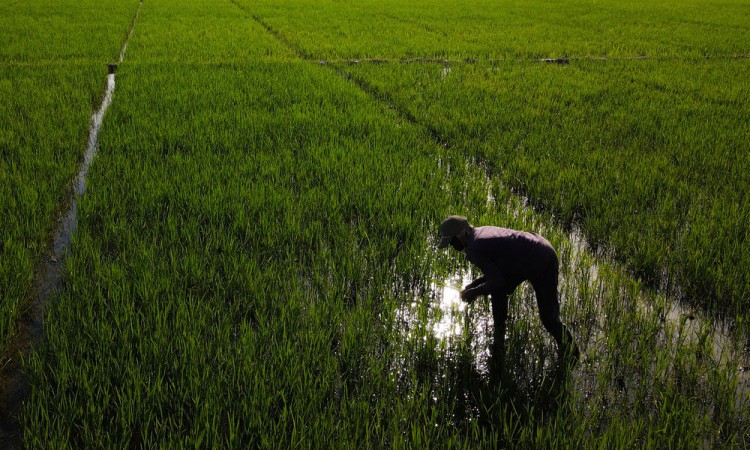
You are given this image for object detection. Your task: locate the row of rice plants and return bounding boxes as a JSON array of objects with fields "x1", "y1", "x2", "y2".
[
  {"x1": 23, "y1": 55, "x2": 749, "y2": 443},
  {"x1": 18, "y1": 61, "x2": 457, "y2": 449},
  {"x1": 16, "y1": 0, "x2": 445, "y2": 445},
  {"x1": 0, "y1": 0, "x2": 140, "y2": 352},
  {"x1": 234, "y1": 0, "x2": 750, "y2": 327},
  {"x1": 20, "y1": 0, "x2": 749, "y2": 446},
  {"x1": 243, "y1": 0, "x2": 750, "y2": 60},
  {"x1": 0, "y1": 0, "x2": 139, "y2": 63},
  {"x1": 339, "y1": 58, "x2": 750, "y2": 328}
]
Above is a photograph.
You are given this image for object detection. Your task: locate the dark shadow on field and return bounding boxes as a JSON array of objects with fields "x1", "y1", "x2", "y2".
[
  {"x1": 405, "y1": 325, "x2": 575, "y2": 443},
  {"x1": 442, "y1": 351, "x2": 572, "y2": 433},
  {"x1": 395, "y1": 276, "x2": 574, "y2": 440}
]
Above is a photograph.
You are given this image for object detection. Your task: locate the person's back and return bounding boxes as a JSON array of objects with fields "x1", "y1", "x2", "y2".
[{"x1": 466, "y1": 226, "x2": 555, "y2": 281}]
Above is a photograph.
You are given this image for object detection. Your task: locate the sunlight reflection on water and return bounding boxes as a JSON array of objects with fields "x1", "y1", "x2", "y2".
[
  {"x1": 396, "y1": 272, "x2": 476, "y2": 342},
  {"x1": 396, "y1": 271, "x2": 494, "y2": 360},
  {"x1": 431, "y1": 275, "x2": 469, "y2": 339},
  {"x1": 394, "y1": 270, "x2": 494, "y2": 377}
]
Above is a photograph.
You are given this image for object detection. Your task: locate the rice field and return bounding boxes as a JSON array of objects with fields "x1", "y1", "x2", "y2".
[
  {"x1": 0, "y1": 0, "x2": 141, "y2": 360},
  {"x1": 1, "y1": 0, "x2": 749, "y2": 447}
]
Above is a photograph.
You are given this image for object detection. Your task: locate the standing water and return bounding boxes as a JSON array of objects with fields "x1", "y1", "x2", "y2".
[
  {"x1": 392, "y1": 167, "x2": 748, "y2": 422},
  {"x1": 0, "y1": 65, "x2": 117, "y2": 446},
  {"x1": 396, "y1": 271, "x2": 495, "y2": 376},
  {"x1": 0, "y1": 2, "x2": 142, "y2": 441}
]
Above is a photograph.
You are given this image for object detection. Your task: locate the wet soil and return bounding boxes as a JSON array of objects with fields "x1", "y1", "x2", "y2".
[
  {"x1": 0, "y1": 70, "x2": 116, "y2": 447},
  {"x1": 0, "y1": 3, "x2": 142, "y2": 444}
]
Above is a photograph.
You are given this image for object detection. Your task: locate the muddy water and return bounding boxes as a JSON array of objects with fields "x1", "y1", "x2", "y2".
[
  {"x1": 0, "y1": 69, "x2": 117, "y2": 445},
  {"x1": 0, "y1": 3, "x2": 140, "y2": 441},
  {"x1": 392, "y1": 165, "x2": 749, "y2": 424}
]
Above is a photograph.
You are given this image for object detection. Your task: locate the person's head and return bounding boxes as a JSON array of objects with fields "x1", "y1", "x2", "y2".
[{"x1": 437, "y1": 215, "x2": 472, "y2": 251}]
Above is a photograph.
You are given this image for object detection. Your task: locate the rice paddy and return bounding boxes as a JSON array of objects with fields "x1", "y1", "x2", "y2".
[{"x1": 1, "y1": 0, "x2": 749, "y2": 447}]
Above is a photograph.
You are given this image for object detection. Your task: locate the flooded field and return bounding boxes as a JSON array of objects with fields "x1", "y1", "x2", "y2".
[
  {"x1": 389, "y1": 198, "x2": 750, "y2": 435},
  {"x1": 2, "y1": 0, "x2": 749, "y2": 447}
]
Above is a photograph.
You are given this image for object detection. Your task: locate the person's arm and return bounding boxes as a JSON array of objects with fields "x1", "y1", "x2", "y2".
[
  {"x1": 460, "y1": 259, "x2": 507, "y2": 302},
  {"x1": 463, "y1": 275, "x2": 486, "y2": 290},
  {"x1": 460, "y1": 276, "x2": 485, "y2": 303}
]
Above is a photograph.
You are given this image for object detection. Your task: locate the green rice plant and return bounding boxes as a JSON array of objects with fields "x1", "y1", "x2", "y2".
[
  {"x1": 23, "y1": 44, "x2": 750, "y2": 450},
  {"x1": 123, "y1": 0, "x2": 293, "y2": 63},
  {"x1": 0, "y1": 0, "x2": 141, "y2": 357},
  {"x1": 11, "y1": 0, "x2": 750, "y2": 447},
  {"x1": 228, "y1": 0, "x2": 750, "y2": 324},
  {"x1": 338, "y1": 58, "x2": 750, "y2": 327},
  {"x1": 20, "y1": 29, "x2": 459, "y2": 442},
  {"x1": 0, "y1": 0, "x2": 140, "y2": 63},
  {"x1": 241, "y1": 0, "x2": 750, "y2": 60}
]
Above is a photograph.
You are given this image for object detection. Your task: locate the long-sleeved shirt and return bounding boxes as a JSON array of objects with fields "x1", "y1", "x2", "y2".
[{"x1": 464, "y1": 226, "x2": 556, "y2": 296}]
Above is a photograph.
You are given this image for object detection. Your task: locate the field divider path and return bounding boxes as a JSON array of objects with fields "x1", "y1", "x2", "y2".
[
  {"x1": 0, "y1": 1, "x2": 143, "y2": 445},
  {"x1": 226, "y1": 3, "x2": 455, "y2": 151},
  {"x1": 118, "y1": 0, "x2": 142, "y2": 64},
  {"x1": 319, "y1": 53, "x2": 750, "y2": 65},
  {"x1": 3, "y1": 53, "x2": 748, "y2": 69},
  {"x1": 237, "y1": 3, "x2": 750, "y2": 405}
]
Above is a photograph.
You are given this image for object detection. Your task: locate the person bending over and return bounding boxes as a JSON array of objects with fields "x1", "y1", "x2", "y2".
[{"x1": 437, "y1": 215, "x2": 580, "y2": 373}]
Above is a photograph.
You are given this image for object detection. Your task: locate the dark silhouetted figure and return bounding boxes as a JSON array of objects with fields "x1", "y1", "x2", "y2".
[{"x1": 437, "y1": 215, "x2": 579, "y2": 376}]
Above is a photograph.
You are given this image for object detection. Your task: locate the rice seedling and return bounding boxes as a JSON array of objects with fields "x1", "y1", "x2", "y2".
[
  {"x1": 4, "y1": 0, "x2": 749, "y2": 447},
  {"x1": 339, "y1": 58, "x2": 750, "y2": 328},
  {"x1": 241, "y1": 0, "x2": 750, "y2": 60}
]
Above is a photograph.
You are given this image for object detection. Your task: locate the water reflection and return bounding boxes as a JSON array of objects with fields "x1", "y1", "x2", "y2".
[
  {"x1": 393, "y1": 164, "x2": 748, "y2": 432},
  {"x1": 431, "y1": 275, "x2": 468, "y2": 339},
  {"x1": 393, "y1": 269, "x2": 573, "y2": 428},
  {"x1": 395, "y1": 271, "x2": 496, "y2": 379},
  {"x1": 397, "y1": 272, "x2": 477, "y2": 340}
]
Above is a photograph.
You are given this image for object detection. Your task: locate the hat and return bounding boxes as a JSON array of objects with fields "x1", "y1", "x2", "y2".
[{"x1": 437, "y1": 215, "x2": 470, "y2": 248}]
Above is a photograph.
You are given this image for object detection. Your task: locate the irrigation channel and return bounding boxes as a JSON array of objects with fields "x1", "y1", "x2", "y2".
[
  {"x1": 0, "y1": 2, "x2": 141, "y2": 444},
  {"x1": 1, "y1": 1, "x2": 748, "y2": 443}
]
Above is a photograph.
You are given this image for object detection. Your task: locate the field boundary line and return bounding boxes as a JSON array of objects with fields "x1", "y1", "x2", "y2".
[
  {"x1": 318, "y1": 54, "x2": 750, "y2": 66},
  {"x1": 119, "y1": 0, "x2": 143, "y2": 63},
  {"x1": 5, "y1": 53, "x2": 748, "y2": 68},
  {"x1": 226, "y1": 0, "x2": 452, "y2": 149},
  {"x1": 226, "y1": 0, "x2": 314, "y2": 60}
]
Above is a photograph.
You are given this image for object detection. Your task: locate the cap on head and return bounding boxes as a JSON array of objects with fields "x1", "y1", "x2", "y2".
[{"x1": 437, "y1": 215, "x2": 470, "y2": 248}]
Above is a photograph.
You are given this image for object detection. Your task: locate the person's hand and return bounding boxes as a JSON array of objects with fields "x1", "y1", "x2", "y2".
[
  {"x1": 464, "y1": 276, "x2": 486, "y2": 291},
  {"x1": 460, "y1": 288, "x2": 479, "y2": 304}
]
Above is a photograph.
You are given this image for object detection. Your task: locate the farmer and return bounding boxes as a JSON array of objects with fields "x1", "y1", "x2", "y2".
[{"x1": 437, "y1": 215, "x2": 579, "y2": 373}]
